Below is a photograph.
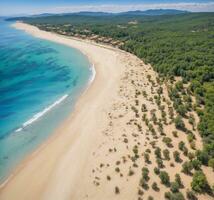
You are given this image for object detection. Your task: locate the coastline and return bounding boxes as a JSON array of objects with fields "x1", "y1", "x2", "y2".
[
  {"x1": 0, "y1": 22, "x2": 127, "y2": 200},
  {"x1": 1, "y1": 22, "x2": 213, "y2": 200}
]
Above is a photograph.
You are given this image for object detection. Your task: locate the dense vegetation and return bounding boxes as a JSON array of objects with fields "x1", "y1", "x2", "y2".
[{"x1": 17, "y1": 12, "x2": 214, "y2": 168}]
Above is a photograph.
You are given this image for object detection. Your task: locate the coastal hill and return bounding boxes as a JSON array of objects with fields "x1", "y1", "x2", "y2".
[{"x1": 7, "y1": 9, "x2": 189, "y2": 20}]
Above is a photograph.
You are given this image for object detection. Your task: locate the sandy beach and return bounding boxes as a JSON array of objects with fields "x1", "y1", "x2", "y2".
[{"x1": 0, "y1": 22, "x2": 213, "y2": 200}]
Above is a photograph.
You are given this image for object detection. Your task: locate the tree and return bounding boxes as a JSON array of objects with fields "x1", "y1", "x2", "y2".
[
  {"x1": 155, "y1": 147, "x2": 162, "y2": 158},
  {"x1": 154, "y1": 167, "x2": 160, "y2": 175},
  {"x1": 142, "y1": 167, "x2": 149, "y2": 181},
  {"x1": 163, "y1": 149, "x2": 170, "y2": 160},
  {"x1": 175, "y1": 174, "x2": 183, "y2": 188},
  {"x1": 159, "y1": 171, "x2": 170, "y2": 186},
  {"x1": 170, "y1": 182, "x2": 180, "y2": 193},
  {"x1": 178, "y1": 141, "x2": 185, "y2": 151},
  {"x1": 152, "y1": 182, "x2": 159, "y2": 191},
  {"x1": 191, "y1": 159, "x2": 201, "y2": 170},
  {"x1": 156, "y1": 158, "x2": 164, "y2": 168},
  {"x1": 174, "y1": 115, "x2": 186, "y2": 131},
  {"x1": 173, "y1": 151, "x2": 181, "y2": 162},
  {"x1": 191, "y1": 171, "x2": 210, "y2": 193},
  {"x1": 115, "y1": 186, "x2": 120, "y2": 194},
  {"x1": 182, "y1": 161, "x2": 193, "y2": 175},
  {"x1": 208, "y1": 158, "x2": 214, "y2": 171},
  {"x1": 163, "y1": 137, "x2": 172, "y2": 147},
  {"x1": 186, "y1": 190, "x2": 198, "y2": 200},
  {"x1": 196, "y1": 150, "x2": 209, "y2": 165}
]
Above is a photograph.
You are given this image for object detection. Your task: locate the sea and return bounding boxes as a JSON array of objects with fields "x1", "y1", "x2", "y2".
[{"x1": 0, "y1": 19, "x2": 92, "y2": 182}]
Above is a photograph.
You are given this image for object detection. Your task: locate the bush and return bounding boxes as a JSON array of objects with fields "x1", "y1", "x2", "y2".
[
  {"x1": 159, "y1": 171, "x2": 170, "y2": 186},
  {"x1": 178, "y1": 141, "x2": 185, "y2": 151},
  {"x1": 156, "y1": 158, "x2": 164, "y2": 168},
  {"x1": 154, "y1": 147, "x2": 162, "y2": 158},
  {"x1": 144, "y1": 153, "x2": 150, "y2": 163},
  {"x1": 152, "y1": 182, "x2": 159, "y2": 191},
  {"x1": 171, "y1": 182, "x2": 180, "y2": 193},
  {"x1": 173, "y1": 151, "x2": 181, "y2": 162},
  {"x1": 188, "y1": 152, "x2": 195, "y2": 161},
  {"x1": 140, "y1": 178, "x2": 149, "y2": 190},
  {"x1": 186, "y1": 190, "x2": 198, "y2": 200},
  {"x1": 165, "y1": 191, "x2": 185, "y2": 200},
  {"x1": 154, "y1": 167, "x2": 160, "y2": 175},
  {"x1": 191, "y1": 171, "x2": 210, "y2": 193},
  {"x1": 142, "y1": 167, "x2": 149, "y2": 181},
  {"x1": 191, "y1": 159, "x2": 201, "y2": 170},
  {"x1": 174, "y1": 116, "x2": 186, "y2": 131},
  {"x1": 163, "y1": 149, "x2": 170, "y2": 160},
  {"x1": 175, "y1": 174, "x2": 183, "y2": 188},
  {"x1": 182, "y1": 161, "x2": 193, "y2": 175},
  {"x1": 208, "y1": 158, "x2": 214, "y2": 171},
  {"x1": 148, "y1": 196, "x2": 154, "y2": 200},
  {"x1": 115, "y1": 186, "x2": 120, "y2": 194},
  {"x1": 196, "y1": 150, "x2": 209, "y2": 165},
  {"x1": 115, "y1": 167, "x2": 120, "y2": 173},
  {"x1": 163, "y1": 137, "x2": 172, "y2": 147}
]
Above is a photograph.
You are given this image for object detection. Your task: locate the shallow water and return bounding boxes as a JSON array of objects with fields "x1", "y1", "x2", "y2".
[{"x1": 0, "y1": 20, "x2": 92, "y2": 182}]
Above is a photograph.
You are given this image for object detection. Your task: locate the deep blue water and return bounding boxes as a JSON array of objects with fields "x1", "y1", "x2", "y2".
[{"x1": 0, "y1": 20, "x2": 92, "y2": 181}]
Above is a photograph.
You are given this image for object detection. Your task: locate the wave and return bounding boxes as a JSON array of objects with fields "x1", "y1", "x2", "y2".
[
  {"x1": 15, "y1": 94, "x2": 69, "y2": 132},
  {"x1": 89, "y1": 64, "x2": 96, "y2": 84}
]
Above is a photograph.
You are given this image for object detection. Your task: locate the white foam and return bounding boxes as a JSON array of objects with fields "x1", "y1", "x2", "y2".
[
  {"x1": 89, "y1": 64, "x2": 96, "y2": 84},
  {"x1": 15, "y1": 94, "x2": 69, "y2": 132}
]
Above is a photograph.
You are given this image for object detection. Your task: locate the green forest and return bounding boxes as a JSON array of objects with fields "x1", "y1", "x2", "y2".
[{"x1": 20, "y1": 12, "x2": 214, "y2": 166}]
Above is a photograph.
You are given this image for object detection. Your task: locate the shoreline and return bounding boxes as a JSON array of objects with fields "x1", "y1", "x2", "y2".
[
  {"x1": 0, "y1": 22, "x2": 97, "y2": 186},
  {"x1": 1, "y1": 22, "x2": 212, "y2": 200},
  {"x1": 0, "y1": 22, "x2": 127, "y2": 200},
  {"x1": 0, "y1": 22, "x2": 99, "y2": 186}
]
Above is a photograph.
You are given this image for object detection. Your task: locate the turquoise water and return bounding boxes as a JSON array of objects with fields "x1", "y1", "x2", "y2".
[{"x1": 0, "y1": 20, "x2": 92, "y2": 182}]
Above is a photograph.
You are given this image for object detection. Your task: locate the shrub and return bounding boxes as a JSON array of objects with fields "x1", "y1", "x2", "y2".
[
  {"x1": 128, "y1": 169, "x2": 134, "y2": 176},
  {"x1": 170, "y1": 182, "x2": 180, "y2": 193},
  {"x1": 154, "y1": 167, "x2": 160, "y2": 175},
  {"x1": 196, "y1": 150, "x2": 209, "y2": 165},
  {"x1": 165, "y1": 191, "x2": 185, "y2": 200},
  {"x1": 208, "y1": 158, "x2": 214, "y2": 171},
  {"x1": 148, "y1": 196, "x2": 154, "y2": 200},
  {"x1": 191, "y1": 159, "x2": 201, "y2": 170},
  {"x1": 172, "y1": 131, "x2": 178, "y2": 137},
  {"x1": 142, "y1": 167, "x2": 149, "y2": 181},
  {"x1": 115, "y1": 186, "x2": 120, "y2": 194},
  {"x1": 140, "y1": 178, "x2": 149, "y2": 190},
  {"x1": 163, "y1": 137, "x2": 172, "y2": 147},
  {"x1": 156, "y1": 158, "x2": 164, "y2": 168},
  {"x1": 182, "y1": 161, "x2": 193, "y2": 175},
  {"x1": 188, "y1": 152, "x2": 195, "y2": 161},
  {"x1": 152, "y1": 182, "x2": 159, "y2": 191},
  {"x1": 174, "y1": 116, "x2": 186, "y2": 131},
  {"x1": 163, "y1": 149, "x2": 170, "y2": 160},
  {"x1": 154, "y1": 147, "x2": 162, "y2": 158},
  {"x1": 159, "y1": 171, "x2": 170, "y2": 186},
  {"x1": 115, "y1": 167, "x2": 120, "y2": 173},
  {"x1": 186, "y1": 190, "x2": 198, "y2": 200},
  {"x1": 144, "y1": 153, "x2": 150, "y2": 164},
  {"x1": 173, "y1": 151, "x2": 181, "y2": 162},
  {"x1": 178, "y1": 141, "x2": 185, "y2": 151},
  {"x1": 191, "y1": 171, "x2": 210, "y2": 193},
  {"x1": 175, "y1": 174, "x2": 183, "y2": 188}
]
